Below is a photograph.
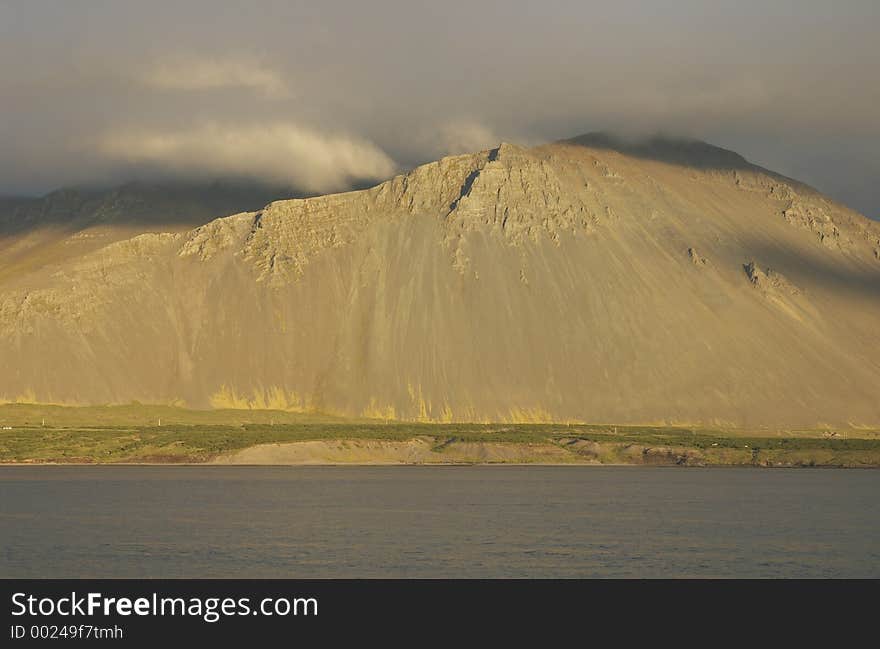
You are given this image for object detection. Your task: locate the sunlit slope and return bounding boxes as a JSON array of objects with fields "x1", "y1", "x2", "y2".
[{"x1": 2, "y1": 137, "x2": 879, "y2": 426}]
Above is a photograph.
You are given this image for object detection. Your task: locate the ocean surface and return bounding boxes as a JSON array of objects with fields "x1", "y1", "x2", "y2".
[{"x1": 1, "y1": 466, "x2": 878, "y2": 578}]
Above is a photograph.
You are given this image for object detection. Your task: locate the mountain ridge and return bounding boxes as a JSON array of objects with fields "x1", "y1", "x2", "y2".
[{"x1": 1, "y1": 134, "x2": 879, "y2": 426}]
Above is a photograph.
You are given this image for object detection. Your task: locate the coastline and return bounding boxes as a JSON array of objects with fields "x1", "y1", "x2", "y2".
[
  {"x1": 1, "y1": 438, "x2": 878, "y2": 468},
  {"x1": 0, "y1": 461, "x2": 634, "y2": 467},
  {"x1": 2, "y1": 404, "x2": 879, "y2": 468}
]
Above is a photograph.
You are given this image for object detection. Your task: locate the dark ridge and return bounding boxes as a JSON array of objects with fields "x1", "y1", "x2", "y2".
[
  {"x1": 0, "y1": 180, "x2": 304, "y2": 237},
  {"x1": 561, "y1": 132, "x2": 755, "y2": 171}
]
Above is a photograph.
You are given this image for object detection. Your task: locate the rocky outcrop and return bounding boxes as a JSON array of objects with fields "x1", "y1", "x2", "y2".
[{"x1": 743, "y1": 262, "x2": 799, "y2": 295}]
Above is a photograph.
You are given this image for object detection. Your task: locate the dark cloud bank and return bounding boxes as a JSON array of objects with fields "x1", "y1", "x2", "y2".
[{"x1": 1, "y1": 0, "x2": 878, "y2": 217}]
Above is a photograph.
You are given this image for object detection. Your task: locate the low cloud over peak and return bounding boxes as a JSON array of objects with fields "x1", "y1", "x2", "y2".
[
  {"x1": 1, "y1": 1, "x2": 878, "y2": 216},
  {"x1": 96, "y1": 122, "x2": 397, "y2": 194}
]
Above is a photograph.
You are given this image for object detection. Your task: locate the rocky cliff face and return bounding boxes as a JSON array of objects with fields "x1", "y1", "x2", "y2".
[{"x1": 2, "y1": 136, "x2": 879, "y2": 426}]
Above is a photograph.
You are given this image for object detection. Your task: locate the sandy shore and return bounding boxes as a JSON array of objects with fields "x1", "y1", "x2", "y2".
[{"x1": 209, "y1": 438, "x2": 593, "y2": 465}]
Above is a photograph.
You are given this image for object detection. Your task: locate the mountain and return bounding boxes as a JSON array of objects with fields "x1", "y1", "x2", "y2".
[
  {"x1": 1, "y1": 135, "x2": 879, "y2": 426},
  {"x1": 0, "y1": 181, "x2": 296, "y2": 283}
]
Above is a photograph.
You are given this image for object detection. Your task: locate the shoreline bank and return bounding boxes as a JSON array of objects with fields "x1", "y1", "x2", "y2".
[
  {"x1": 2, "y1": 405, "x2": 879, "y2": 467},
  {"x1": 2, "y1": 437, "x2": 878, "y2": 468}
]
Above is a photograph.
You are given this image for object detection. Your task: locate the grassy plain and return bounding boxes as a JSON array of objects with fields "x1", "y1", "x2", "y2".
[{"x1": 1, "y1": 404, "x2": 878, "y2": 466}]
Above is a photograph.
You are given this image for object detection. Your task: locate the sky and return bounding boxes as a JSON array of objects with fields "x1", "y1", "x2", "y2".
[{"x1": 1, "y1": 0, "x2": 878, "y2": 217}]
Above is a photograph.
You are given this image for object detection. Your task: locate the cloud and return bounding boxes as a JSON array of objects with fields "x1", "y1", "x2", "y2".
[
  {"x1": 95, "y1": 122, "x2": 397, "y2": 193},
  {"x1": 1, "y1": 1, "x2": 878, "y2": 215},
  {"x1": 141, "y1": 57, "x2": 290, "y2": 98}
]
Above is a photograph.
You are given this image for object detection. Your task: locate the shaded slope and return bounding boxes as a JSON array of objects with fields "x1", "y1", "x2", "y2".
[{"x1": 0, "y1": 181, "x2": 295, "y2": 282}]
